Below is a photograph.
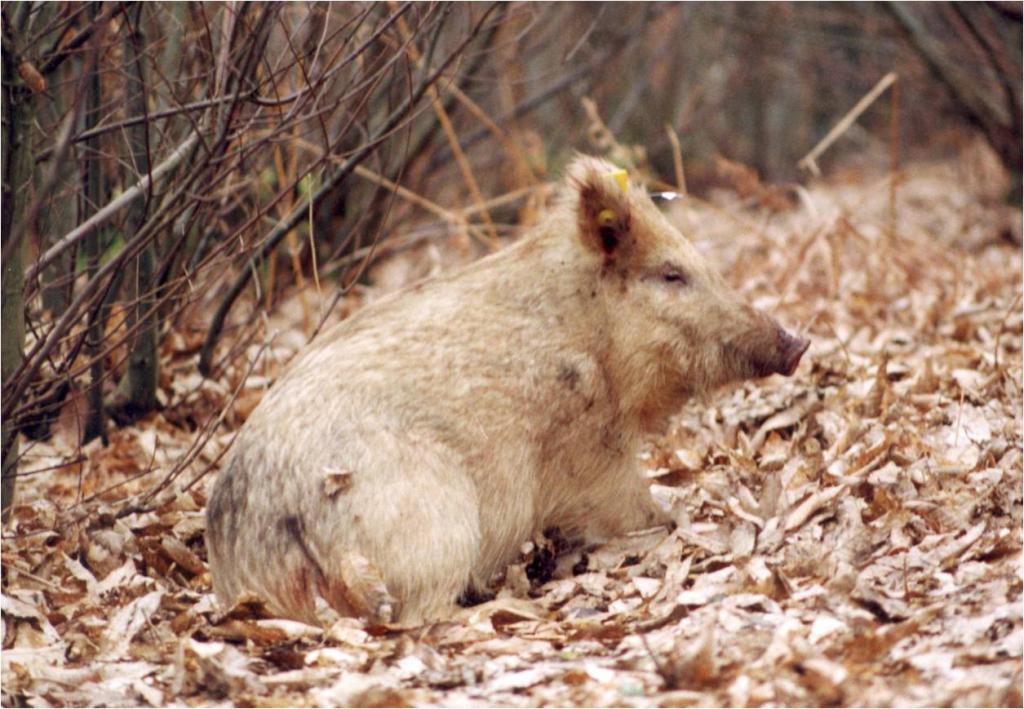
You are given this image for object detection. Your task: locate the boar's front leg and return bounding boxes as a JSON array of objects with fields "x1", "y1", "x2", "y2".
[{"x1": 578, "y1": 467, "x2": 672, "y2": 544}]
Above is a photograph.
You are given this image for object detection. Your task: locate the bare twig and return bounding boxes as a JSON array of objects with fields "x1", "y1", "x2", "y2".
[
  {"x1": 665, "y1": 123, "x2": 687, "y2": 195},
  {"x1": 798, "y1": 72, "x2": 898, "y2": 177},
  {"x1": 24, "y1": 131, "x2": 201, "y2": 286}
]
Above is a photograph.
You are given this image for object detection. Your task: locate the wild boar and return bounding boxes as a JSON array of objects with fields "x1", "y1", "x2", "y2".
[{"x1": 206, "y1": 155, "x2": 809, "y2": 625}]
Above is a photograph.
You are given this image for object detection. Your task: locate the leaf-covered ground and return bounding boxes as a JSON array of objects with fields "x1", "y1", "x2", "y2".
[{"x1": 3, "y1": 144, "x2": 1022, "y2": 707}]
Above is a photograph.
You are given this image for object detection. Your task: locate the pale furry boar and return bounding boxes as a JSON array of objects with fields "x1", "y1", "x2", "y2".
[{"x1": 206, "y1": 155, "x2": 809, "y2": 624}]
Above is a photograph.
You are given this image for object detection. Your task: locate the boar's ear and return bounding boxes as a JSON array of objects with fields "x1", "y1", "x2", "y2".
[{"x1": 569, "y1": 158, "x2": 635, "y2": 261}]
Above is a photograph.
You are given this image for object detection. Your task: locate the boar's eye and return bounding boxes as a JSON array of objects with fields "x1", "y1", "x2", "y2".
[{"x1": 661, "y1": 266, "x2": 689, "y2": 286}]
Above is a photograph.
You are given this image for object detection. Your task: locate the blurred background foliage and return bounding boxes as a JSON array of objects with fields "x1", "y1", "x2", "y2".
[{"x1": 1, "y1": 1, "x2": 1021, "y2": 519}]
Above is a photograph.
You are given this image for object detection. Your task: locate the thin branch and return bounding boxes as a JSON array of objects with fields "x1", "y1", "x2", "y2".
[
  {"x1": 25, "y1": 131, "x2": 201, "y2": 286},
  {"x1": 34, "y1": 91, "x2": 260, "y2": 161},
  {"x1": 36, "y1": 2, "x2": 124, "y2": 76},
  {"x1": 798, "y1": 72, "x2": 897, "y2": 177}
]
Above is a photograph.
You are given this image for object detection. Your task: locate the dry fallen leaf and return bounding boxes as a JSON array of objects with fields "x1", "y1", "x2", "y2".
[{"x1": 3, "y1": 147, "x2": 1020, "y2": 708}]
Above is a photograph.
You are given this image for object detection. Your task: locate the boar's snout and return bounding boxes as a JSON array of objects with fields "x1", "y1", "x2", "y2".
[
  {"x1": 776, "y1": 327, "x2": 810, "y2": 377},
  {"x1": 738, "y1": 318, "x2": 810, "y2": 379}
]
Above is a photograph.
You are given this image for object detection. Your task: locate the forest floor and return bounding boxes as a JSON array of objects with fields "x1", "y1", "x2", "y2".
[{"x1": 3, "y1": 144, "x2": 1022, "y2": 707}]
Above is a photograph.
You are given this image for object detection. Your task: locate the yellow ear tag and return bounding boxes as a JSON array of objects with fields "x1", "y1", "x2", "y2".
[
  {"x1": 608, "y1": 168, "x2": 628, "y2": 193},
  {"x1": 597, "y1": 208, "x2": 617, "y2": 226}
]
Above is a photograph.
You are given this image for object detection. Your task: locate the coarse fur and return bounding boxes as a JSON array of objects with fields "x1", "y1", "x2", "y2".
[{"x1": 206, "y1": 156, "x2": 809, "y2": 624}]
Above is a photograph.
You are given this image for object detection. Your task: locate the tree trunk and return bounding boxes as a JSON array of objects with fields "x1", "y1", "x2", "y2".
[
  {"x1": 82, "y1": 4, "x2": 107, "y2": 445},
  {"x1": 110, "y1": 4, "x2": 159, "y2": 424},
  {"x1": 1, "y1": 25, "x2": 33, "y2": 523}
]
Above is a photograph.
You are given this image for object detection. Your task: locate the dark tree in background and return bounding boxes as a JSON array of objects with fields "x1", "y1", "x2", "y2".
[{"x1": 887, "y1": 2, "x2": 1022, "y2": 202}]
